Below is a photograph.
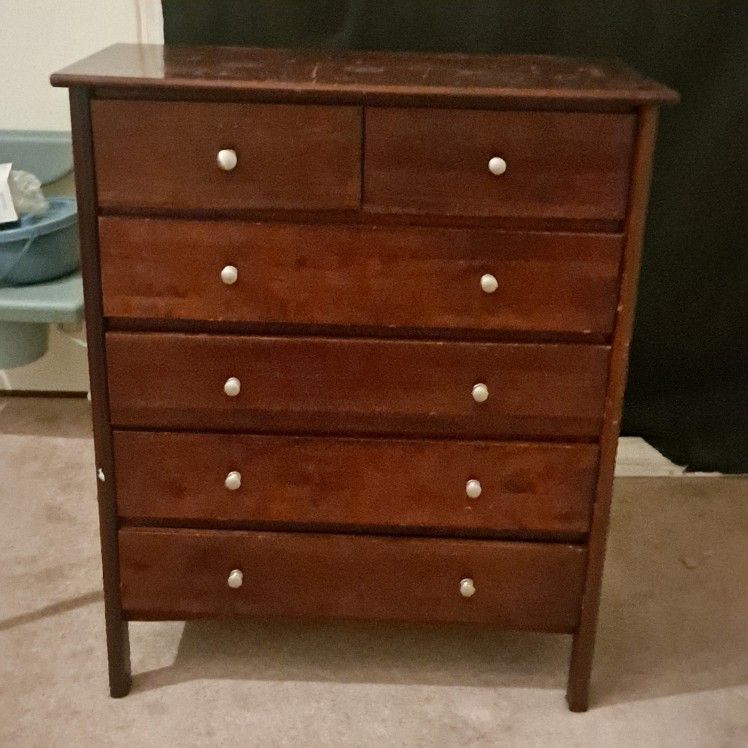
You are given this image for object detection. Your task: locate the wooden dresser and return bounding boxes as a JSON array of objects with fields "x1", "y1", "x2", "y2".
[{"x1": 52, "y1": 44, "x2": 676, "y2": 710}]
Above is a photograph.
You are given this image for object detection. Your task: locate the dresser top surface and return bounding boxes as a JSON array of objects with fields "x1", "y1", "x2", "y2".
[{"x1": 51, "y1": 44, "x2": 677, "y2": 106}]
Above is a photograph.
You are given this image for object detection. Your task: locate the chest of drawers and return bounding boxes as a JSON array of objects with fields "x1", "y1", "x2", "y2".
[{"x1": 52, "y1": 44, "x2": 676, "y2": 711}]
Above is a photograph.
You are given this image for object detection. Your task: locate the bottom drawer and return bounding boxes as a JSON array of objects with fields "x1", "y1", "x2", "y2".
[{"x1": 119, "y1": 528, "x2": 587, "y2": 632}]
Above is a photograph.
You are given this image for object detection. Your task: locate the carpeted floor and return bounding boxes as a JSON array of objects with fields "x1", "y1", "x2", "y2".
[{"x1": 0, "y1": 397, "x2": 746, "y2": 747}]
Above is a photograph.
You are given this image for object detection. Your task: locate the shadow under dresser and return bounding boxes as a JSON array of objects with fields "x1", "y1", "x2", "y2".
[{"x1": 51, "y1": 44, "x2": 677, "y2": 711}]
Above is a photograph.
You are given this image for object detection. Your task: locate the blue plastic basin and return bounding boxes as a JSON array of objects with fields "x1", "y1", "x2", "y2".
[{"x1": 0, "y1": 197, "x2": 79, "y2": 286}]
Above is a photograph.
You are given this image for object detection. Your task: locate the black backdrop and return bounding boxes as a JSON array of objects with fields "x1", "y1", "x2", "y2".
[{"x1": 163, "y1": 1, "x2": 747, "y2": 472}]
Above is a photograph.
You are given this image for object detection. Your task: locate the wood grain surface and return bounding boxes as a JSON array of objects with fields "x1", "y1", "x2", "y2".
[
  {"x1": 364, "y1": 108, "x2": 635, "y2": 221},
  {"x1": 105, "y1": 333, "x2": 610, "y2": 438},
  {"x1": 91, "y1": 100, "x2": 361, "y2": 212},
  {"x1": 114, "y1": 431, "x2": 599, "y2": 535},
  {"x1": 52, "y1": 44, "x2": 679, "y2": 108},
  {"x1": 99, "y1": 217, "x2": 622, "y2": 336},
  {"x1": 119, "y1": 527, "x2": 587, "y2": 631}
]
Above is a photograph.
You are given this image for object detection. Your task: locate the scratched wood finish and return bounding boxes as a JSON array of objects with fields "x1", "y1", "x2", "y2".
[
  {"x1": 106, "y1": 333, "x2": 610, "y2": 439},
  {"x1": 91, "y1": 100, "x2": 361, "y2": 212},
  {"x1": 99, "y1": 217, "x2": 622, "y2": 336},
  {"x1": 365, "y1": 108, "x2": 635, "y2": 221},
  {"x1": 119, "y1": 528, "x2": 587, "y2": 631},
  {"x1": 52, "y1": 45, "x2": 679, "y2": 108},
  {"x1": 114, "y1": 431, "x2": 599, "y2": 535}
]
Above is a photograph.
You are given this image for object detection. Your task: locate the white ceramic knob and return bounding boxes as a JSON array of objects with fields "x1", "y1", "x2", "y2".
[
  {"x1": 227, "y1": 569, "x2": 243, "y2": 589},
  {"x1": 224, "y1": 377, "x2": 241, "y2": 397},
  {"x1": 217, "y1": 149, "x2": 238, "y2": 171},
  {"x1": 465, "y1": 479, "x2": 482, "y2": 499},
  {"x1": 225, "y1": 470, "x2": 242, "y2": 491},
  {"x1": 472, "y1": 383, "x2": 489, "y2": 403},
  {"x1": 460, "y1": 578, "x2": 476, "y2": 598},
  {"x1": 221, "y1": 265, "x2": 238, "y2": 285},
  {"x1": 480, "y1": 273, "x2": 498, "y2": 294},
  {"x1": 488, "y1": 156, "x2": 507, "y2": 176}
]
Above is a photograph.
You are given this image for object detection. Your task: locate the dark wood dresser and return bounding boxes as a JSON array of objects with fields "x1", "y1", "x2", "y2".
[{"x1": 52, "y1": 44, "x2": 676, "y2": 710}]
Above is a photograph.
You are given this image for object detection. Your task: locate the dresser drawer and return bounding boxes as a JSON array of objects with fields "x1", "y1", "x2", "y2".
[
  {"x1": 91, "y1": 100, "x2": 361, "y2": 212},
  {"x1": 114, "y1": 431, "x2": 598, "y2": 535},
  {"x1": 106, "y1": 333, "x2": 609, "y2": 438},
  {"x1": 364, "y1": 108, "x2": 635, "y2": 221},
  {"x1": 100, "y1": 217, "x2": 622, "y2": 336},
  {"x1": 119, "y1": 528, "x2": 586, "y2": 631}
]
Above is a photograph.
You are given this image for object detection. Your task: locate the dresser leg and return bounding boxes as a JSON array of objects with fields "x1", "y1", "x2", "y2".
[
  {"x1": 106, "y1": 621, "x2": 132, "y2": 697},
  {"x1": 566, "y1": 630, "x2": 592, "y2": 712},
  {"x1": 105, "y1": 618, "x2": 132, "y2": 697}
]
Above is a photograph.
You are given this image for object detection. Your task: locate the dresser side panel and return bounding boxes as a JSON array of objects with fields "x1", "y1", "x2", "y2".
[
  {"x1": 68, "y1": 86, "x2": 131, "y2": 696},
  {"x1": 567, "y1": 105, "x2": 661, "y2": 711}
]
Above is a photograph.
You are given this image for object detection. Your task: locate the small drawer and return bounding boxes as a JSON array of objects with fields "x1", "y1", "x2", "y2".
[
  {"x1": 119, "y1": 528, "x2": 587, "y2": 631},
  {"x1": 105, "y1": 332, "x2": 609, "y2": 438},
  {"x1": 91, "y1": 100, "x2": 361, "y2": 212},
  {"x1": 364, "y1": 108, "x2": 635, "y2": 221},
  {"x1": 99, "y1": 217, "x2": 623, "y2": 336},
  {"x1": 114, "y1": 431, "x2": 599, "y2": 536}
]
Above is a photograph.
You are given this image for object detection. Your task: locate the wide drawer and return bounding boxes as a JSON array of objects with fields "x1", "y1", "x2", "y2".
[
  {"x1": 119, "y1": 528, "x2": 587, "y2": 631},
  {"x1": 105, "y1": 333, "x2": 610, "y2": 438},
  {"x1": 100, "y1": 217, "x2": 622, "y2": 336},
  {"x1": 91, "y1": 100, "x2": 361, "y2": 212},
  {"x1": 114, "y1": 431, "x2": 599, "y2": 535},
  {"x1": 364, "y1": 108, "x2": 635, "y2": 221}
]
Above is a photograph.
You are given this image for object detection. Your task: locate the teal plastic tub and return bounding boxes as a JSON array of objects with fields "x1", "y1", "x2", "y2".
[{"x1": 0, "y1": 197, "x2": 79, "y2": 286}]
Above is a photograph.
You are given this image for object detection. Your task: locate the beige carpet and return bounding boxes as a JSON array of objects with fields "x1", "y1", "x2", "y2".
[{"x1": 1, "y1": 397, "x2": 746, "y2": 747}]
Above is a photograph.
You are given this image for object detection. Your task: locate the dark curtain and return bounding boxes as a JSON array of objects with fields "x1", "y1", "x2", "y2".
[{"x1": 163, "y1": 1, "x2": 747, "y2": 472}]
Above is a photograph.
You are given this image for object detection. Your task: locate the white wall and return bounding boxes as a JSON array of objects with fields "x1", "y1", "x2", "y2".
[
  {"x1": 0, "y1": 0, "x2": 163, "y2": 131},
  {"x1": 1, "y1": 1, "x2": 162, "y2": 391}
]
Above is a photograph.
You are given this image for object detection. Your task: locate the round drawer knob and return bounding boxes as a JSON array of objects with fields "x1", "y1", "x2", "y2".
[
  {"x1": 217, "y1": 149, "x2": 238, "y2": 171},
  {"x1": 224, "y1": 377, "x2": 241, "y2": 397},
  {"x1": 225, "y1": 470, "x2": 242, "y2": 491},
  {"x1": 472, "y1": 383, "x2": 489, "y2": 403},
  {"x1": 459, "y1": 577, "x2": 476, "y2": 598},
  {"x1": 227, "y1": 569, "x2": 243, "y2": 589},
  {"x1": 221, "y1": 265, "x2": 238, "y2": 285},
  {"x1": 480, "y1": 273, "x2": 498, "y2": 294},
  {"x1": 465, "y1": 479, "x2": 482, "y2": 499},
  {"x1": 488, "y1": 156, "x2": 507, "y2": 176}
]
